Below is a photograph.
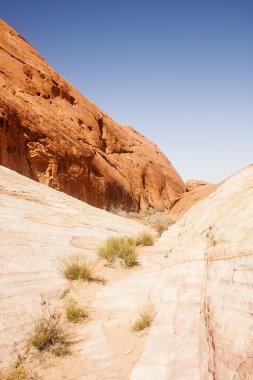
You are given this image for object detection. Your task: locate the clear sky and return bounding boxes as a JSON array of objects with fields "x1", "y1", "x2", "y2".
[{"x1": 1, "y1": 0, "x2": 253, "y2": 183}]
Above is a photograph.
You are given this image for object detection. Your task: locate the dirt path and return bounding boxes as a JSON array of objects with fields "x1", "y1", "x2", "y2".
[{"x1": 27, "y1": 244, "x2": 164, "y2": 380}]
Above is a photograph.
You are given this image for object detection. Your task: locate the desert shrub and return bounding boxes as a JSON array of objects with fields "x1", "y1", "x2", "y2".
[
  {"x1": 30, "y1": 313, "x2": 71, "y2": 356},
  {"x1": 146, "y1": 215, "x2": 176, "y2": 236},
  {"x1": 154, "y1": 207, "x2": 166, "y2": 212},
  {"x1": 132, "y1": 301, "x2": 155, "y2": 332},
  {"x1": 154, "y1": 223, "x2": 168, "y2": 236},
  {"x1": 66, "y1": 300, "x2": 88, "y2": 323},
  {"x1": 145, "y1": 208, "x2": 156, "y2": 216},
  {"x1": 0, "y1": 365, "x2": 27, "y2": 380},
  {"x1": 98, "y1": 236, "x2": 137, "y2": 267},
  {"x1": 135, "y1": 231, "x2": 154, "y2": 246},
  {"x1": 60, "y1": 255, "x2": 104, "y2": 283}
]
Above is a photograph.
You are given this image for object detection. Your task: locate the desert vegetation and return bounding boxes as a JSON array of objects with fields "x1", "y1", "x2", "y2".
[
  {"x1": 149, "y1": 215, "x2": 176, "y2": 236},
  {"x1": 60, "y1": 254, "x2": 105, "y2": 283},
  {"x1": 0, "y1": 365, "x2": 27, "y2": 380},
  {"x1": 98, "y1": 236, "x2": 138, "y2": 267},
  {"x1": 29, "y1": 313, "x2": 71, "y2": 356},
  {"x1": 132, "y1": 300, "x2": 155, "y2": 332},
  {"x1": 110, "y1": 207, "x2": 176, "y2": 237},
  {"x1": 135, "y1": 231, "x2": 154, "y2": 246},
  {"x1": 65, "y1": 300, "x2": 89, "y2": 323}
]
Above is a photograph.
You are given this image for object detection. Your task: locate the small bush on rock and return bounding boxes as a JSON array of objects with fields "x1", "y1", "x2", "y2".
[
  {"x1": 66, "y1": 300, "x2": 88, "y2": 323},
  {"x1": 151, "y1": 216, "x2": 176, "y2": 236},
  {"x1": 98, "y1": 236, "x2": 137, "y2": 267},
  {"x1": 30, "y1": 313, "x2": 71, "y2": 356},
  {"x1": 135, "y1": 231, "x2": 154, "y2": 246},
  {"x1": 60, "y1": 255, "x2": 104, "y2": 283},
  {"x1": 132, "y1": 301, "x2": 155, "y2": 332},
  {"x1": 0, "y1": 365, "x2": 27, "y2": 380}
]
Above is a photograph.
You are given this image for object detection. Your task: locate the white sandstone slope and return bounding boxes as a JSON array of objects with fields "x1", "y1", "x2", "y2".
[
  {"x1": 0, "y1": 165, "x2": 149, "y2": 364},
  {"x1": 1, "y1": 164, "x2": 253, "y2": 380},
  {"x1": 130, "y1": 165, "x2": 253, "y2": 380}
]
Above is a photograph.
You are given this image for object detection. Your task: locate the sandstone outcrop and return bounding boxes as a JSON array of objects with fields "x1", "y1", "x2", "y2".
[
  {"x1": 0, "y1": 19, "x2": 184, "y2": 211},
  {"x1": 170, "y1": 180, "x2": 218, "y2": 218},
  {"x1": 131, "y1": 165, "x2": 253, "y2": 379},
  {"x1": 185, "y1": 178, "x2": 210, "y2": 192},
  {"x1": 0, "y1": 165, "x2": 150, "y2": 364},
  {"x1": 1, "y1": 164, "x2": 252, "y2": 379}
]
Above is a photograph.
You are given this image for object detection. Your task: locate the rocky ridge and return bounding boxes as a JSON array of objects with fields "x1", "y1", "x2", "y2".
[{"x1": 0, "y1": 19, "x2": 184, "y2": 211}]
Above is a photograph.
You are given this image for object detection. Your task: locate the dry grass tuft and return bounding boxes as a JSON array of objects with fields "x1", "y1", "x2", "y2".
[
  {"x1": 0, "y1": 365, "x2": 27, "y2": 380},
  {"x1": 66, "y1": 300, "x2": 88, "y2": 323},
  {"x1": 98, "y1": 236, "x2": 137, "y2": 267},
  {"x1": 29, "y1": 313, "x2": 71, "y2": 356},
  {"x1": 132, "y1": 301, "x2": 155, "y2": 332},
  {"x1": 135, "y1": 231, "x2": 154, "y2": 246},
  {"x1": 151, "y1": 216, "x2": 176, "y2": 236},
  {"x1": 60, "y1": 255, "x2": 105, "y2": 283}
]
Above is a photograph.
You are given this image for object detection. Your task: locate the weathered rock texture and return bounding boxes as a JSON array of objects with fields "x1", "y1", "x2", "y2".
[
  {"x1": 1, "y1": 164, "x2": 253, "y2": 379},
  {"x1": 0, "y1": 165, "x2": 150, "y2": 364},
  {"x1": 0, "y1": 19, "x2": 184, "y2": 211},
  {"x1": 170, "y1": 179, "x2": 218, "y2": 218},
  {"x1": 131, "y1": 165, "x2": 253, "y2": 379}
]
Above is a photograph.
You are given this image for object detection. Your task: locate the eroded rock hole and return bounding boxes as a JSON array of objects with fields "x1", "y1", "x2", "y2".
[
  {"x1": 98, "y1": 117, "x2": 103, "y2": 134},
  {"x1": 52, "y1": 79, "x2": 59, "y2": 86},
  {"x1": 7, "y1": 146, "x2": 16, "y2": 154},
  {"x1": 69, "y1": 95, "x2": 75, "y2": 105},
  {"x1": 51, "y1": 85, "x2": 60, "y2": 97}
]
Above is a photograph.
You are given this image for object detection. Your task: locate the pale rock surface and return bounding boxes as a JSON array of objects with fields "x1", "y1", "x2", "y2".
[
  {"x1": 0, "y1": 165, "x2": 150, "y2": 364},
  {"x1": 1, "y1": 161, "x2": 253, "y2": 379},
  {"x1": 130, "y1": 165, "x2": 253, "y2": 379},
  {"x1": 25, "y1": 165, "x2": 253, "y2": 380}
]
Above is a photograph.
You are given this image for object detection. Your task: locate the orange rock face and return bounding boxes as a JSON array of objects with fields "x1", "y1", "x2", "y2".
[
  {"x1": 0, "y1": 19, "x2": 184, "y2": 211},
  {"x1": 170, "y1": 180, "x2": 218, "y2": 218}
]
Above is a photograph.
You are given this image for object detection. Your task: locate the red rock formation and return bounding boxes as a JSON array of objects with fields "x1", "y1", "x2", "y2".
[
  {"x1": 0, "y1": 19, "x2": 184, "y2": 211},
  {"x1": 185, "y1": 179, "x2": 209, "y2": 192},
  {"x1": 170, "y1": 180, "x2": 218, "y2": 218}
]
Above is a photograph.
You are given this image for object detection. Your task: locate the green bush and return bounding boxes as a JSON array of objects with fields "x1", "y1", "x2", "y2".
[
  {"x1": 66, "y1": 300, "x2": 88, "y2": 323},
  {"x1": 135, "y1": 231, "x2": 154, "y2": 246},
  {"x1": 30, "y1": 313, "x2": 71, "y2": 356},
  {"x1": 98, "y1": 236, "x2": 137, "y2": 267}
]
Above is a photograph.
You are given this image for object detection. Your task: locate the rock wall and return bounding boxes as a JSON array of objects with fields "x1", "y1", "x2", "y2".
[
  {"x1": 131, "y1": 165, "x2": 253, "y2": 379},
  {"x1": 0, "y1": 19, "x2": 184, "y2": 211}
]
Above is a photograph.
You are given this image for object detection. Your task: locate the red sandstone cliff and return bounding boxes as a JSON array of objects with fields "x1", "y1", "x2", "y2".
[
  {"x1": 0, "y1": 19, "x2": 185, "y2": 211},
  {"x1": 170, "y1": 179, "x2": 218, "y2": 218}
]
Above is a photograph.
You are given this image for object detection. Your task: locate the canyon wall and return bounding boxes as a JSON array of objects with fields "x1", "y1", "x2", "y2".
[{"x1": 0, "y1": 19, "x2": 184, "y2": 211}]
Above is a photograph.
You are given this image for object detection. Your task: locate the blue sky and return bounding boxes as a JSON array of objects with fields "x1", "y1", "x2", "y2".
[{"x1": 1, "y1": 0, "x2": 253, "y2": 182}]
